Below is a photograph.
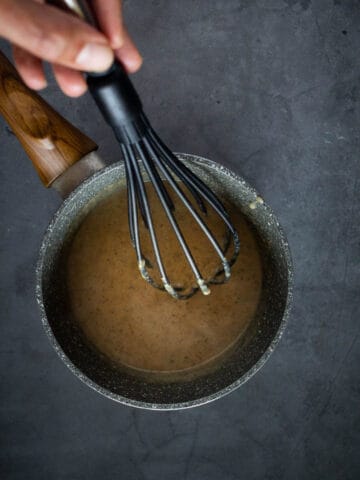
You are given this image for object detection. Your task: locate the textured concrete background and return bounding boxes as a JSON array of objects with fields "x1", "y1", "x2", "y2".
[{"x1": 0, "y1": 0, "x2": 359, "y2": 478}]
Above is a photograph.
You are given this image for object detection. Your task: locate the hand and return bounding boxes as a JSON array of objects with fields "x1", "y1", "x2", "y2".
[{"x1": 0, "y1": 0, "x2": 142, "y2": 97}]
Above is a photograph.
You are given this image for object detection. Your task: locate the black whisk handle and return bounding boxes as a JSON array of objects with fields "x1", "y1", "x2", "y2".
[{"x1": 87, "y1": 63, "x2": 145, "y2": 136}]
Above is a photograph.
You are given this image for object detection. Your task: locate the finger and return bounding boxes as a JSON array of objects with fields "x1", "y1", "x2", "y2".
[
  {"x1": 12, "y1": 45, "x2": 47, "y2": 90},
  {"x1": 92, "y1": 0, "x2": 123, "y2": 49},
  {"x1": 0, "y1": 0, "x2": 114, "y2": 72},
  {"x1": 115, "y1": 28, "x2": 143, "y2": 74},
  {"x1": 52, "y1": 64, "x2": 87, "y2": 97}
]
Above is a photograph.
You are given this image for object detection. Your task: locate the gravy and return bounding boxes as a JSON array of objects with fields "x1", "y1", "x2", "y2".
[{"x1": 66, "y1": 186, "x2": 262, "y2": 373}]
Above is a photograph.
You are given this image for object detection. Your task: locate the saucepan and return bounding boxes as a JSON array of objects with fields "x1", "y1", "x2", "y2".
[{"x1": 0, "y1": 51, "x2": 292, "y2": 410}]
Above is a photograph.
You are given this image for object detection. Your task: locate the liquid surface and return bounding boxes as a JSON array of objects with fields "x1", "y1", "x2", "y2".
[{"x1": 66, "y1": 186, "x2": 263, "y2": 373}]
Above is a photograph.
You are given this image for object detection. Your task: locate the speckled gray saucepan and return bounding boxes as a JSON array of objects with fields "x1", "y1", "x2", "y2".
[
  {"x1": 0, "y1": 51, "x2": 292, "y2": 410},
  {"x1": 36, "y1": 154, "x2": 293, "y2": 410}
]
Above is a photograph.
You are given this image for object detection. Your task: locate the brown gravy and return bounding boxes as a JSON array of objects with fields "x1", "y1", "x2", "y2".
[{"x1": 66, "y1": 186, "x2": 262, "y2": 374}]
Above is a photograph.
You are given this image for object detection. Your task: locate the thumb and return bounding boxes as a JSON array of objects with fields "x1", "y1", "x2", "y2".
[{"x1": 0, "y1": 0, "x2": 115, "y2": 72}]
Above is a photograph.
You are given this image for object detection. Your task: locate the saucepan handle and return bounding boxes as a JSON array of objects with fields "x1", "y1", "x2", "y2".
[{"x1": 0, "y1": 50, "x2": 98, "y2": 187}]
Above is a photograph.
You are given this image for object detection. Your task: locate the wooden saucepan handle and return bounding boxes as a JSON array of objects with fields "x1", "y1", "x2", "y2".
[{"x1": 0, "y1": 50, "x2": 98, "y2": 187}]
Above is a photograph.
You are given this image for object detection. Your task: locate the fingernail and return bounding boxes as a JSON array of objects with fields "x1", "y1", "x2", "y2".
[
  {"x1": 110, "y1": 34, "x2": 123, "y2": 49},
  {"x1": 66, "y1": 83, "x2": 88, "y2": 98},
  {"x1": 76, "y1": 43, "x2": 114, "y2": 72},
  {"x1": 123, "y1": 55, "x2": 143, "y2": 73},
  {"x1": 116, "y1": 50, "x2": 143, "y2": 73},
  {"x1": 28, "y1": 77, "x2": 48, "y2": 90}
]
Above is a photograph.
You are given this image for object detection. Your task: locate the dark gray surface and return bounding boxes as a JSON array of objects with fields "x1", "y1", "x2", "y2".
[{"x1": 0, "y1": 0, "x2": 359, "y2": 478}]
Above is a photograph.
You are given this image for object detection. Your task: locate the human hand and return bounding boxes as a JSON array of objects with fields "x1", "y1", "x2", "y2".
[{"x1": 0, "y1": 0, "x2": 142, "y2": 97}]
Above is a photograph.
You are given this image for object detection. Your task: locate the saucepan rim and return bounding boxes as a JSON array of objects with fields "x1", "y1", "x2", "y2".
[{"x1": 36, "y1": 154, "x2": 293, "y2": 410}]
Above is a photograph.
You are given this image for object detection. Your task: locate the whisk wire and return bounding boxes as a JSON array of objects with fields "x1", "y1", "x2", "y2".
[
  {"x1": 137, "y1": 143, "x2": 174, "y2": 212},
  {"x1": 126, "y1": 142, "x2": 174, "y2": 292},
  {"x1": 143, "y1": 135, "x2": 233, "y2": 283},
  {"x1": 122, "y1": 147, "x2": 135, "y2": 247},
  {"x1": 136, "y1": 140, "x2": 206, "y2": 297},
  {"x1": 121, "y1": 145, "x2": 144, "y2": 268},
  {"x1": 141, "y1": 130, "x2": 208, "y2": 215},
  {"x1": 148, "y1": 129, "x2": 241, "y2": 266},
  {"x1": 146, "y1": 128, "x2": 229, "y2": 217}
]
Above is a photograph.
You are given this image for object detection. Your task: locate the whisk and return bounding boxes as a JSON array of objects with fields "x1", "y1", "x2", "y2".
[{"x1": 49, "y1": 0, "x2": 240, "y2": 299}]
